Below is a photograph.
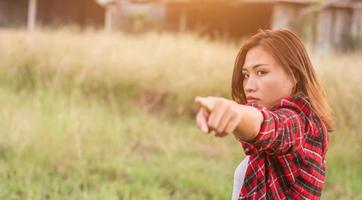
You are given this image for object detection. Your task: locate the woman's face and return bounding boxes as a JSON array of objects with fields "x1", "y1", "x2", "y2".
[{"x1": 242, "y1": 46, "x2": 295, "y2": 109}]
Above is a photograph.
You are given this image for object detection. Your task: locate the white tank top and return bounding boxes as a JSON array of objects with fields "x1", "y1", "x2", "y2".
[{"x1": 231, "y1": 156, "x2": 250, "y2": 200}]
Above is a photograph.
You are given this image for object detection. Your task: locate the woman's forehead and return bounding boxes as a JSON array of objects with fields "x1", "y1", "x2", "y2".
[
  {"x1": 242, "y1": 64, "x2": 268, "y2": 71},
  {"x1": 245, "y1": 47, "x2": 274, "y2": 61},
  {"x1": 243, "y1": 47, "x2": 279, "y2": 70}
]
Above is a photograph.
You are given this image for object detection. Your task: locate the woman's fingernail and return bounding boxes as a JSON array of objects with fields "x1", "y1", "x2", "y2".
[{"x1": 202, "y1": 125, "x2": 208, "y2": 133}]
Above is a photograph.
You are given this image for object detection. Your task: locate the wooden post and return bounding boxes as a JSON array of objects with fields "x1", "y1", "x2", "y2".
[
  {"x1": 272, "y1": 4, "x2": 295, "y2": 30},
  {"x1": 27, "y1": 0, "x2": 37, "y2": 32},
  {"x1": 351, "y1": 8, "x2": 362, "y2": 49},
  {"x1": 315, "y1": 9, "x2": 333, "y2": 55},
  {"x1": 333, "y1": 8, "x2": 352, "y2": 52},
  {"x1": 105, "y1": 5, "x2": 113, "y2": 32},
  {"x1": 95, "y1": 0, "x2": 116, "y2": 32}
]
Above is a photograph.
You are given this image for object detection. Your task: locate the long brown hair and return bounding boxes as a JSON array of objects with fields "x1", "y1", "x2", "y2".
[{"x1": 231, "y1": 29, "x2": 335, "y2": 132}]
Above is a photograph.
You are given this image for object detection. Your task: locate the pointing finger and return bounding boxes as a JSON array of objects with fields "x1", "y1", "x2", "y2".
[{"x1": 194, "y1": 96, "x2": 217, "y2": 112}]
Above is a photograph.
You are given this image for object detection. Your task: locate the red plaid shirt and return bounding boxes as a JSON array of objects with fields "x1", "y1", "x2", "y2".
[{"x1": 236, "y1": 95, "x2": 329, "y2": 200}]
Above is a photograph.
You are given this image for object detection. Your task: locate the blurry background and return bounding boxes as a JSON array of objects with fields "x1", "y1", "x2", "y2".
[{"x1": 0, "y1": 0, "x2": 361, "y2": 199}]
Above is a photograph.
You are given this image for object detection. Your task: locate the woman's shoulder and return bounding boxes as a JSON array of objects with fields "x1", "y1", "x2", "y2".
[
  {"x1": 245, "y1": 94, "x2": 314, "y2": 119},
  {"x1": 270, "y1": 94, "x2": 313, "y2": 117}
]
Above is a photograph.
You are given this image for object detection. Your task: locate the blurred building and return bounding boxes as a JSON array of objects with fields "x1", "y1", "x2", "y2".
[
  {"x1": 0, "y1": 0, "x2": 104, "y2": 29},
  {"x1": 0, "y1": 0, "x2": 28, "y2": 27},
  {"x1": 310, "y1": 0, "x2": 362, "y2": 53},
  {"x1": 98, "y1": 0, "x2": 362, "y2": 53},
  {"x1": 105, "y1": 0, "x2": 296, "y2": 36},
  {"x1": 0, "y1": 0, "x2": 361, "y2": 53}
]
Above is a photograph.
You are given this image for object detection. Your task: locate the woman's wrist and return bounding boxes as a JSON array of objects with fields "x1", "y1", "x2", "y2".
[{"x1": 233, "y1": 105, "x2": 263, "y2": 142}]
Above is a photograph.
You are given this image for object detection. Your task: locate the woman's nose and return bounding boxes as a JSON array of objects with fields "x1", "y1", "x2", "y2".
[{"x1": 244, "y1": 77, "x2": 257, "y2": 93}]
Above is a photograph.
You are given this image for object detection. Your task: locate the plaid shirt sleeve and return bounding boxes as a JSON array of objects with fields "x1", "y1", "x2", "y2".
[
  {"x1": 236, "y1": 96, "x2": 329, "y2": 199},
  {"x1": 241, "y1": 100, "x2": 306, "y2": 155}
]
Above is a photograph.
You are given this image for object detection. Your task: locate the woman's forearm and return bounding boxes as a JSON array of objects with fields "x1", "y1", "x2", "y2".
[{"x1": 233, "y1": 105, "x2": 264, "y2": 142}]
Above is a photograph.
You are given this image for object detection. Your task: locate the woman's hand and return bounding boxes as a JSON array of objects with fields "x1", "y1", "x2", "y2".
[{"x1": 195, "y1": 96, "x2": 243, "y2": 137}]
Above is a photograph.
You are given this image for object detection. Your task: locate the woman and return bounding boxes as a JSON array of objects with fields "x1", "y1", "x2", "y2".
[{"x1": 195, "y1": 29, "x2": 335, "y2": 200}]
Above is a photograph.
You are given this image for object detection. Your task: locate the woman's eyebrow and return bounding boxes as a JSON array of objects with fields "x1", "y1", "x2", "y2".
[{"x1": 242, "y1": 64, "x2": 267, "y2": 71}]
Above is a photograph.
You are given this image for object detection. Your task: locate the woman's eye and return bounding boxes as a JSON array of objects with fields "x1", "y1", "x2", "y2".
[
  {"x1": 257, "y1": 71, "x2": 267, "y2": 76},
  {"x1": 243, "y1": 73, "x2": 249, "y2": 78}
]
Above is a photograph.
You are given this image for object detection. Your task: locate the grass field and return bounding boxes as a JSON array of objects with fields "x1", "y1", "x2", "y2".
[{"x1": 0, "y1": 28, "x2": 361, "y2": 199}]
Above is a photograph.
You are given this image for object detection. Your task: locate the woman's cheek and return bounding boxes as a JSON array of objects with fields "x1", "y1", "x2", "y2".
[{"x1": 260, "y1": 76, "x2": 281, "y2": 107}]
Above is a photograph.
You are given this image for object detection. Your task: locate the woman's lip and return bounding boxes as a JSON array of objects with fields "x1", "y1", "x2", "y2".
[{"x1": 247, "y1": 98, "x2": 259, "y2": 102}]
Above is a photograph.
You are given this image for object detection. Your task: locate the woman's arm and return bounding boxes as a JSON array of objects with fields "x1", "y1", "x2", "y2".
[
  {"x1": 239, "y1": 104, "x2": 306, "y2": 155},
  {"x1": 195, "y1": 96, "x2": 263, "y2": 139},
  {"x1": 233, "y1": 104, "x2": 264, "y2": 142},
  {"x1": 195, "y1": 96, "x2": 307, "y2": 155}
]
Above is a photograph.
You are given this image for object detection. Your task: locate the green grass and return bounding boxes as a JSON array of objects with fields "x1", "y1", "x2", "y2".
[
  {"x1": 0, "y1": 86, "x2": 240, "y2": 200},
  {"x1": 0, "y1": 28, "x2": 361, "y2": 199}
]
